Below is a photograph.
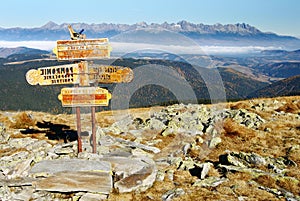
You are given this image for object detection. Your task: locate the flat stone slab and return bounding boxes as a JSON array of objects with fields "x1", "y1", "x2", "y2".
[
  {"x1": 30, "y1": 159, "x2": 111, "y2": 176},
  {"x1": 33, "y1": 171, "x2": 112, "y2": 193},
  {"x1": 0, "y1": 177, "x2": 36, "y2": 187},
  {"x1": 101, "y1": 156, "x2": 157, "y2": 193}
]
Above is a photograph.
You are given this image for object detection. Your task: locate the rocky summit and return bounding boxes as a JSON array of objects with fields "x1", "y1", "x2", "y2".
[{"x1": 0, "y1": 96, "x2": 300, "y2": 200}]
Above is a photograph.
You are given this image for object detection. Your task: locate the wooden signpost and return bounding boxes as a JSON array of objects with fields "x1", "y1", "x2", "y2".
[
  {"x1": 25, "y1": 25, "x2": 134, "y2": 153},
  {"x1": 26, "y1": 63, "x2": 80, "y2": 85},
  {"x1": 53, "y1": 38, "x2": 111, "y2": 61},
  {"x1": 58, "y1": 87, "x2": 111, "y2": 107},
  {"x1": 26, "y1": 62, "x2": 134, "y2": 86},
  {"x1": 89, "y1": 65, "x2": 134, "y2": 83}
]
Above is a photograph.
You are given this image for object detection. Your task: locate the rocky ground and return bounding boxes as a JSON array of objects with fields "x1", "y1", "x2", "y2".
[{"x1": 0, "y1": 96, "x2": 300, "y2": 201}]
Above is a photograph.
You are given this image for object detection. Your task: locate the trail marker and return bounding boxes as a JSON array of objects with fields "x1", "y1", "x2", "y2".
[
  {"x1": 53, "y1": 39, "x2": 111, "y2": 61},
  {"x1": 25, "y1": 25, "x2": 134, "y2": 153},
  {"x1": 58, "y1": 87, "x2": 111, "y2": 107}
]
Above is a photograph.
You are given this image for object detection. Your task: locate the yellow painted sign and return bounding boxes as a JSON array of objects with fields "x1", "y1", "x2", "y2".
[
  {"x1": 25, "y1": 62, "x2": 134, "y2": 86},
  {"x1": 58, "y1": 87, "x2": 111, "y2": 107},
  {"x1": 25, "y1": 63, "x2": 80, "y2": 85},
  {"x1": 53, "y1": 38, "x2": 112, "y2": 61},
  {"x1": 89, "y1": 65, "x2": 134, "y2": 83}
]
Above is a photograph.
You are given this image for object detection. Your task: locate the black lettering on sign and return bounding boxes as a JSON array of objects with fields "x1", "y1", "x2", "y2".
[
  {"x1": 38, "y1": 65, "x2": 76, "y2": 83},
  {"x1": 101, "y1": 74, "x2": 110, "y2": 80},
  {"x1": 47, "y1": 69, "x2": 51, "y2": 75},
  {"x1": 105, "y1": 67, "x2": 117, "y2": 73}
]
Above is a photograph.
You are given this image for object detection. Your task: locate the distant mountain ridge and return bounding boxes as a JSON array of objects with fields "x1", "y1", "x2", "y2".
[
  {"x1": 1, "y1": 21, "x2": 299, "y2": 49},
  {"x1": 248, "y1": 75, "x2": 300, "y2": 98},
  {"x1": 37, "y1": 21, "x2": 265, "y2": 35},
  {"x1": 0, "y1": 47, "x2": 49, "y2": 58}
]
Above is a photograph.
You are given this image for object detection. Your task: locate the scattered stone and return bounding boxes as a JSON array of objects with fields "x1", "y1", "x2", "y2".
[
  {"x1": 208, "y1": 136, "x2": 222, "y2": 148},
  {"x1": 200, "y1": 162, "x2": 212, "y2": 179},
  {"x1": 162, "y1": 188, "x2": 185, "y2": 201},
  {"x1": 219, "y1": 151, "x2": 294, "y2": 174},
  {"x1": 178, "y1": 158, "x2": 195, "y2": 170},
  {"x1": 9, "y1": 137, "x2": 39, "y2": 149},
  {"x1": 230, "y1": 109, "x2": 265, "y2": 129},
  {"x1": 110, "y1": 115, "x2": 134, "y2": 133},
  {"x1": 0, "y1": 123, "x2": 9, "y2": 142},
  {"x1": 0, "y1": 185, "x2": 12, "y2": 201},
  {"x1": 10, "y1": 186, "x2": 34, "y2": 201},
  {"x1": 6, "y1": 157, "x2": 33, "y2": 179},
  {"x1": 156, "y1": 170, "x2": 165, "y2": 181},
  {"x1": 144, "y1": 118, "x2": 167, "y2": 131},
  {"x1": 115, "y1": 164, "x2": 157, "y2": 193},
  {"x1": 182, "y1": 143, "x2": 191, "y2": 156},
  {"x1": 193, "y1": 177, "x2": 227, "y2": 187},
  {"x1": 166, "y1": 170, "x2": 174, "y2": 181},
  {"x1": 132, "y1": 148, "x2": 154, "y2": 158},
  {"x1": 79, "y1": 192, "x2": 108, "y2": 201},
  {"x1": 77, "y1": 152, "x2": 103, "y2": 160},
  {"x1": 114, "y1": 137, "x2": 161, "y2": 154},
  {"x1": 161, "y1": 127, "x2": 177, "y2": 136},
  {"x1": 264, "y1": 127, "x2": 272, "y2": 132},
  {"x1": 103, "y1": 156, "x2": 157, "y2": 193},
  {"x1": 98, "y1": 135, "x2": 117, "y2": 146},
  {"x1": 54, "y1": 146, "x2": 74, "y2": 155}
]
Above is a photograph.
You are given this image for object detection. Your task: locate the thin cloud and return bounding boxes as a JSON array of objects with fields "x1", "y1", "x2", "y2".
[{"x1": 0, "y1": 41, "x2": 281, "y2": 55}]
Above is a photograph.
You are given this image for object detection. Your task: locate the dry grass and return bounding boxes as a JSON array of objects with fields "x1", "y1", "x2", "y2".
[
  {"x1": 0, "y1": 115, "x2": 11, "y2": 126},
  {"x1": 276, "y1": 177, "x2": 300, "y2": 196},
  {"x1": 229, "y1": 101, "x2": 252, "y2": 110},
  {"x1": 0, "y1": 147, "x2": 28, "y2": 157},
  {"x1": 222, "y1": 118, "x2": 257, "y2": 140},
  {"x1": 254, "y1": 175, "x2": 277, "y2": 189},
  {"x1": 205, "y1": 118, "x2": 260, "y2": 161},
  {"x1": 276, "y1": 101, "x2": 300, "y2": 114},
  {"x1": 9, "y1": 112, "x2": 36, "y2": 129}
]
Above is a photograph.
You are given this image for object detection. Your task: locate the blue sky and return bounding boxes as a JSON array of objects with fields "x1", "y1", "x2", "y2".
[{"x1": 1, "y1": 0, "x2": 300, "y2": 36}]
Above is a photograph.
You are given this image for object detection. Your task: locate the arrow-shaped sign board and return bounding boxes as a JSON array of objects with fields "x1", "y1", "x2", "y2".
[
  {"x1": 89, "y1": 65, "x2": 134, "y2": 83},
  {"x1": 58, "y1": 87, "x2": 111, "y2": 107},
  {"x1": 25, "y1": 62, "x2": 134, "y2": 86},
  {"x1": 26, "y1": 63, "x2": 80, "y2": 85},
  {"x1": 53, "y1": 38, "x2": 112, "y2": 61}
]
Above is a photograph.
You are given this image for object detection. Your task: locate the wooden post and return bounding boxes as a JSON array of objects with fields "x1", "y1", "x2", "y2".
[
  {"x1": 76, "y1": 106, "x2": 82, "y2": 153},
  {"x1": 75, "y1": 80, "x2": 82, "y2": 153},
  {"x1": 91, "y1": 106, "x2": 97, "y2": 153}
]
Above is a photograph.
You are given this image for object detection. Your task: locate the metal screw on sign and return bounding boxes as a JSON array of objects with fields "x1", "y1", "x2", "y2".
[{"x1": 25, "y1": 25, "x2": 133, "y2": 154}]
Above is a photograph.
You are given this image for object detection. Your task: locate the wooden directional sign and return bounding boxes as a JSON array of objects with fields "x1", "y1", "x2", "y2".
[
  {"x1": 58, "y1": 87, "x2": 111, "y2": 107},
  {"x1": 53, "y1": 38, "x2": 112, "y2": 61},
  {"x1": 89, "y1": 65, "x2": 134, "y2": 83},
  {"x1": 25, "y1": 62, "x2": 134, "y2": 85},
  {"x1": 26, "y1": 63, "x2": 80, "y2": 85}
]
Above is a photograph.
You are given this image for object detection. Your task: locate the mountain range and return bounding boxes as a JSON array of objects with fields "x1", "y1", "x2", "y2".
[
  {"x1": 248, "y1": 74, "x2": 300, "y2": 98},
  {"x1": 0, "y1": 47, "x2": 49, "y2": 58},
  {"x1": 1, "y1": 21, "x2": 300, "y2": 49}
]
